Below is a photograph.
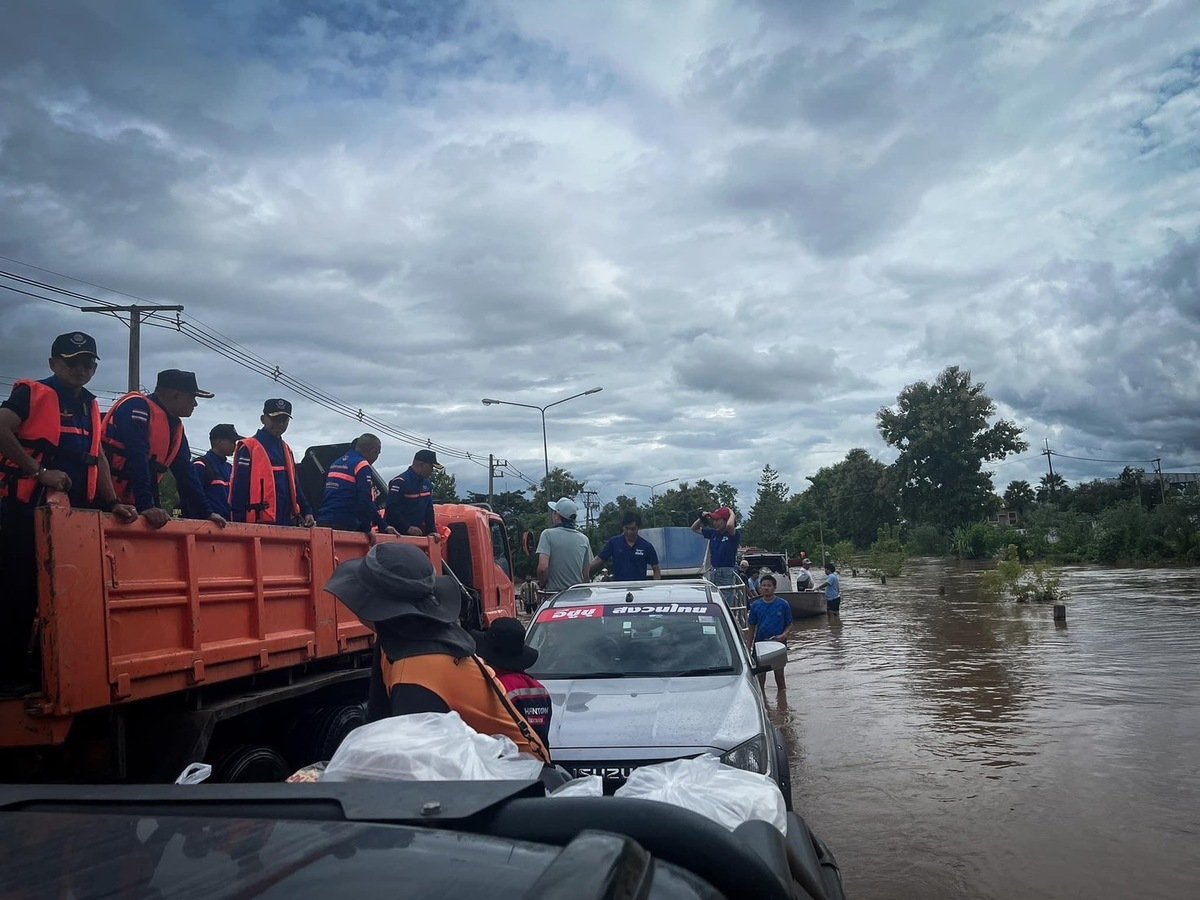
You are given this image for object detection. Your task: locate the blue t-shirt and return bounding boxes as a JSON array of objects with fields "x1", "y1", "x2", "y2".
[
  {"x1": 701, "y1": 527, "x2": 740, "y2": 569},
  {"x1": 599, "y1": 535, "x2": 660, "y2": 580},
  {"x1": 748, "y1": 597, "x2": 793, "y2": 641},
  {"x1": 824, "y1": 572, "x2": 841, "y2": 601}
]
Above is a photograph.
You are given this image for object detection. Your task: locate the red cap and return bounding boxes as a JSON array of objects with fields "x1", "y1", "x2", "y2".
[{"x1": 708, "y1": 507, "x2": 733, "y2": 520}]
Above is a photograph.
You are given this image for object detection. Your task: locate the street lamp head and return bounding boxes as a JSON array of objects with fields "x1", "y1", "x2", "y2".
[
  {"x1": 584, "y1": 387, "x2": 603, "y2": 396},
  {"x1": 481, "y1": 398, "x2": 498, "y2": 405}
]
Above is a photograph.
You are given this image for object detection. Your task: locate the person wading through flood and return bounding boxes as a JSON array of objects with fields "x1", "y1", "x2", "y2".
[
  {"x1": 746, "y1": 574, "x2": 792, "y2": 692},
  {"x1": 325, "y1": 543, "x2": 550, "y2": 763}
]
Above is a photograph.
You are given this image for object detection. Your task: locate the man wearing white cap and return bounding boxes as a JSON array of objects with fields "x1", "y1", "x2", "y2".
[{"x1": 535, "y1": 497, "x2": 592, "y2": 595}]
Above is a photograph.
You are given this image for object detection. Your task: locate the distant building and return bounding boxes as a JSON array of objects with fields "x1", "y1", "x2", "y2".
[{"x1": 988, "y1": 508, "x2": 1021, "y2": 528}]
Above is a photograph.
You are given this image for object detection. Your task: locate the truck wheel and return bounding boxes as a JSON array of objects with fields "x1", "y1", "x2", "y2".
[
  {"x1": 212, "y1": 745, "x2": 290, "y2": 783},
  {"x1": 302, "y1": 703, "x2": 365, "y2": 763}
]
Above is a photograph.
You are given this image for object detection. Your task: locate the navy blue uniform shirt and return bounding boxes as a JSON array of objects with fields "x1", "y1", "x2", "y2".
[
  {"x1": 317, "y1": 449, "x2": 386, "y2": 533},
  {"x1": 106, "y1": 394, "x2": 210, "y2": 517},
  {"x1": 230, "y1": 428, "x2": 311, "y2": 525},
  {"x1": 385, "y1": 466, "x2": 435, "y2": 534},
  {"x1": 189, "y1": 449, "x2": 232, "y2": 519},
  {"x1": 599, "y1": 534, "x2": 660, "y2": 580},
  {"x1": 1, "y1": 376, "x2": 98, "y2": 511}
]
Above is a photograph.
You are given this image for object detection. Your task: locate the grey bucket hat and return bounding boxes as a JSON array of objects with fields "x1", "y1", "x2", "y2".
[{"x1": 325, "y1": 543, "x2": 461, "y2": 624}]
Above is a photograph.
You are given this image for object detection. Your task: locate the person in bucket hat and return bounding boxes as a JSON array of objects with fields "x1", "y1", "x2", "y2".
[
  {"x1": 325, "y1": 543, "x2": 550, "y2": 762},
  {"x1": 471, "y1": 617, "x2": 552, "y2": 746}
]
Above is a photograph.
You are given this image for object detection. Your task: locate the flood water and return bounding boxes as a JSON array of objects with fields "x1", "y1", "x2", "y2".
[{"x1": 773, "y1": 560, "x2": 1200, "y2": 899}]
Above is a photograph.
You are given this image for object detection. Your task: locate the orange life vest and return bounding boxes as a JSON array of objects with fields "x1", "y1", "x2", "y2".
[
  {"x1": 101, "y1": 393, "x2": 184, "y2": 505},
  {"x1": 0, "y1": 380, "x2": 101, "y2": 504},
  {"x1": 236, "y1": 436, "x2": 300, "y2": 524},
  {"x1": 380, "y1": 652, "x2": 550, "y2": 763}
]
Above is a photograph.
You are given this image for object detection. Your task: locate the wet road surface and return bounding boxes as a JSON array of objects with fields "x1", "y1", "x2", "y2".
[{"x1": 771, "y1": 560, "x2": 1200, "y2": 899}]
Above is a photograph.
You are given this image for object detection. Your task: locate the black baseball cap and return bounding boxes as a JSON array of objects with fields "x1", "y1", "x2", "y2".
[
  {"x1": 263, "y1": 398, "x2": 293, "y2": 417},
  {"x1": 209, "y1": 423, "x2": 244, "y2": 442},
  {"x1": 414, "y1": 448, "x2": 443, "y2": 470},
  {"x1": 51, "y1": 332, "x2": 99, "y2": 360},
  {"x1": 155, "y1": 369, "x2": 214, "y2": 398}
]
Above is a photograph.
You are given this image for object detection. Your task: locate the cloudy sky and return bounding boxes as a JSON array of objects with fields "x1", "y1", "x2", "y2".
[{"x1": 2, "y1": 0, "x2": 1197, "y2": 512}]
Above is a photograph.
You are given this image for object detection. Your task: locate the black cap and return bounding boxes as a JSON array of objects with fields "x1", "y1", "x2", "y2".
[
  {"x1": 209, "y1": 423, "x2": 244, "y2": 442},
  {"x1": 155, "y1": 369, "x2": 214, "y2": 398},
  {"x1": 263, "y1": 398, "x2": 292, "y2": 417},
  {"x1": 414, "y1": 448, "x2": 443, "y2": 470},
  {"x1": 51, "y1": 332, "x2": 99, "y2": 360}
]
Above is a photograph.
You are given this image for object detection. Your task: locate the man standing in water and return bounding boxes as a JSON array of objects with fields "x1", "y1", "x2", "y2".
[
  {"x1": 746, "y1": 574, "x2": 792, "y2": 692},
  {"x1": 820, "y1": 561, "x2": 842, "y2": 615}
]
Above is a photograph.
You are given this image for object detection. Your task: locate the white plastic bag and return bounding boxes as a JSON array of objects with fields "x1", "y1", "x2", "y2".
[
  {"x1": 322, "y1": 711, "x2": 546, "y2": 783},
  {"x1": 614, "y1": 754, "x2": 787, "y2": 834},
  {"x1": 549, "y1": 775, "x2": 604, "y2": 798},
  {"x1": 174, "y1": 762, "x2": 212, "y2": 785}
]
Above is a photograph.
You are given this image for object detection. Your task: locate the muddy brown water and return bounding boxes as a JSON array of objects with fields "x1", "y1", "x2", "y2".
[{"x1": 772, "y1": 560, "x2": 1200, "y2": 900}]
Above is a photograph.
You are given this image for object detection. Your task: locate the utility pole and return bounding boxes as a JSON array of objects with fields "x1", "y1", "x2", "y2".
[
  {"x1": 582, "y1": 489, "x2": 599, "y2": 529},
  {"x1": 487, "y1": 455, "x2": 508, "y2": 507},
  {"x1": 1153, "y1": 458, "x2": 1167, "y2": 504},
  {"x1": 81, "y1": 304, "x2": 184, "y2": 392},
  {"x1": 1042, "y1": 439, "x2": 1056, "y2": 497}
]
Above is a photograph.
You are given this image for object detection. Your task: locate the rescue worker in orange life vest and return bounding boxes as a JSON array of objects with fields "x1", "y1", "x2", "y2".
[
  {"x1": 185, "y1": 423, "x2": 242, "y2": 520},
  {"x1": 102, "y1": 369, "x2": 227, "y2": 531},
  {"x1": 325, "y1": 543, "x2": 550, "y2": 764},
  {"x1": 0, "y1": 332, "x2": 137, "y2": 692},
  {"x1": 229, "y1": 399, "x2": 315, "y2": 527},
  {"x1": 316, "y1": 433, "x2": 399, "y2": 535},
  {"x1": 385, "y1": 448, "x2": 443, "y2": 540}
]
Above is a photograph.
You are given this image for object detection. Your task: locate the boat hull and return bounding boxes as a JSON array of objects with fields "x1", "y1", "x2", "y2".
[{"x1": 778, "y1": 591, "x2": 827, "y2": 618}]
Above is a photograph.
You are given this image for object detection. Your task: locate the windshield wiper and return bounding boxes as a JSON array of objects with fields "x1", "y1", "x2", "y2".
[{"x1": 671, "y1": 666, "x2": 735, "y2": 676}]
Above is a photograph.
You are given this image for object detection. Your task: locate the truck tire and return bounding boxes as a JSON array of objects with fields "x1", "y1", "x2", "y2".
[
  {"x1": 212, "y1": 745, "x2": 290, "y2": 783},
  {"x1": 301, "y1": 703, "x2": 365, "y2": 763}
]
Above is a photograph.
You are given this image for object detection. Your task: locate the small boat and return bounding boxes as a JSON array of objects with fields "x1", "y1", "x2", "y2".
[{"x1": 777, "y1": 590, "x2": 827, "y2": 619}]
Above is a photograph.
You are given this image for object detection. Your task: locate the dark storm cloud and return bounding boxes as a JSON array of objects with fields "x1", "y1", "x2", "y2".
[{"x1": 2, "y1": 0, "x2": 1198, "y2": 507}]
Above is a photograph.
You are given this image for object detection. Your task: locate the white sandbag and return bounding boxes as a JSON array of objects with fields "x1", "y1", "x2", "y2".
[
  {"x1": 322, "y1": 711, "x2": 545, "y2": 783},
  {"x1": 614, "y1": 754, "x2": 787, "y2": 834},
  {"x1": 548, "y1": 775, "x2": 603, "y2": 798},
  {"x1": 174, "y1": 762, "x2": 212, "y2": 785}
]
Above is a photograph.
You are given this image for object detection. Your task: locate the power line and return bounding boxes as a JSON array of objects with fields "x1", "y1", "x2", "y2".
[
  {"x1": 1048, "y1": 450, "x2": 1158, "y2": 464},
  {"x1": 1, "y1": 262, "x2": 502, "y2": 471}
]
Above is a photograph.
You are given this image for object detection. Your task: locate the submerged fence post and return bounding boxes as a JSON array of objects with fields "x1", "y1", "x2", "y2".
[{"x1": 1053, "y1": 603, "x2": 1067, "y2": 622}]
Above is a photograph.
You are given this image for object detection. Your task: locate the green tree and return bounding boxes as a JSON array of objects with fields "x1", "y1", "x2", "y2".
[
  {"x1": 803, "y1": 449, "x2": 897, "y2": 547},
  {"x1": 431, "y1": 468, "x2": 459, "y2": 502},
  {"x1": 1036, "y1": 472, "x2": 1068, "y2": 505},
  {"x1": 595, "y1": 494, "x2": 641, "y2": 539},
  {"x1": 1003, "y1": 480, "x2": 1035, "y2": 515},
  {"x1": 533, "y1": 467, "x2": 586, "y2": 509},
  {"x1": 877, "y1": 366, "x2": 1027, "y2": 529},
  {"x1": 652, "y1": 480, "x2": 739, "y2": 528},
  {"x1": 743, "y1": 465, "x2": 789, "y2": 549}
]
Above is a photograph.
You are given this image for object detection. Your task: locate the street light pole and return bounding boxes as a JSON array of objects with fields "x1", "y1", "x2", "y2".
[
  {"x1": 482, "y1": 387, "x2": 603, "y2": 490},
  {"x1": 624, "y1": 478, "x2": 679, "y2": 526}
]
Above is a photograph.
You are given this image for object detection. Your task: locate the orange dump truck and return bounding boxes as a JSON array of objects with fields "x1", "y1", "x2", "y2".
[{"x1": 0, "y1": 498, "x2": 518, "y2": 782}]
